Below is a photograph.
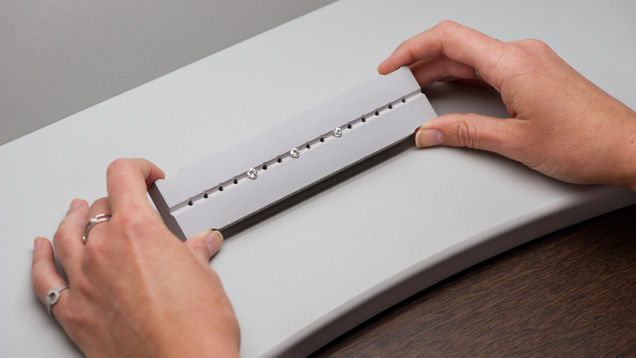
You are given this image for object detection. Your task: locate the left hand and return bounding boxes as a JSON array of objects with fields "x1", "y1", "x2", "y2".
[{"x1": 32, "y1": 158, "x2": 240, "y2": 357}]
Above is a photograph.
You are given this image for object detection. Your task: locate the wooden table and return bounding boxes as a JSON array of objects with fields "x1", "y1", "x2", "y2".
[{"x1": 312, "y1": 204, "x2": 636, "y2": 357}]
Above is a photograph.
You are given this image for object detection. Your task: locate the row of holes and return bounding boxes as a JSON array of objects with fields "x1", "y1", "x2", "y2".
[{"x1": 185, "y1": 95, "x2": 411, "y2": 207}]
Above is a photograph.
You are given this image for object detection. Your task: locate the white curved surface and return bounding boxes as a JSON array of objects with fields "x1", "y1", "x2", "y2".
[{"x1": 1, "y1": 0, "x2": 636, "y2": 357}]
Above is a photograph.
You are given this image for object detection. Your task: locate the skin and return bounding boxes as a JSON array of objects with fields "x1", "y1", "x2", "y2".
[
  {"x1": 32, "y1": 21, "x2": 636, "y2": 357},
  {"x1": 378, "y1": 20, "x2": 636, "y2": 191},
  {"x1": 32, "y1": 158, "x2": 240, "y2": 357}
]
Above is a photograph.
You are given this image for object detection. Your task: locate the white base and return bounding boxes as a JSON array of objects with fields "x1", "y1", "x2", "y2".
[{"x1": 2, "y1": 1, "x2": 636, "y2": 357}]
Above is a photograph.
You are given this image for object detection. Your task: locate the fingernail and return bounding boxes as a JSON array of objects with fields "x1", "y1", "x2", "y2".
[
  {"x1": 69, "y1": 198, "x2": 84, "y2": 209},
  {"x1": 33, "y1": 237, "x2": 43, "y2": 251},
  {"x1": 205, "y1": 230, "x2": 224, "y2": 255},
  {"x1": 415, "y1": 129, "x2": 444, "y2": 148}
]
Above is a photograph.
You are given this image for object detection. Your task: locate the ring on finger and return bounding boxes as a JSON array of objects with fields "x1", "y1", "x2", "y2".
[
  {"x1": 83, "y1": 214, "x2": 111, "y2": 243},
  {"x1": 46, "y1": 285, "x2": 69, "y2": 316}
]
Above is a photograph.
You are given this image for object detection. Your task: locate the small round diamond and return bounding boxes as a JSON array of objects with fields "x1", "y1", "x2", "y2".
[
  {"x1": 333, "y1": 127, "x2": 343, "y2": 137},
  {"x1": 290, "y1": 148, "x2": 300, "y2": 158},
  {"x1": 247, "y1": 168, "x2": 258, "y2": 180}
]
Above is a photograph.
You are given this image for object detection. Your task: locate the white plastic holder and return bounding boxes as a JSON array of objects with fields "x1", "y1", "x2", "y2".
[{"x1": 149, "y1": 67, "x2": 437, "y2": 239}]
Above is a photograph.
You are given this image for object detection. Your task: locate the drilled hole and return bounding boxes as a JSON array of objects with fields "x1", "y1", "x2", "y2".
[{"x1": 194, "y1": 98, "x2": 408, "y2": 204}]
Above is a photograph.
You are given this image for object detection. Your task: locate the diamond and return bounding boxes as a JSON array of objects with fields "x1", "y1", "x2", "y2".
[
  {"x1": 333, "y1": 127, "x2": 343, "y2": 137},
  {"x1": 290, "y1": 148, "x2": 300, "y2": 158},
  {"x1": 247, "y1": 168, "x2": 258, "y2": 180}
]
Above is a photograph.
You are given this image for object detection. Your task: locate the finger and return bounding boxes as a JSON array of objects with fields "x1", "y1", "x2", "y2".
[
  {"x1": 83, "y1": 198, "x2": 113, "y2": 244},
  {"x1": 88, "y1": 198, "x2": 112, "y2": 217},
  {"x1": 185, "y1": 230, "x2": 224, "y2": 267},
  {"x1": 378, "y1": 21, "x2": 505, "y2": 86},
  {"x1": 53, "y1": 199, "x2": 89, "y2": 275},
  {"x1": 415, "y1": 113, "x2": 519, "y2": 157},
  {"x1": 32, "y1": 237, "x2": 69, "y2": 315},
  {"x1": 106, "y1": 158, "x2": 165, "y2": 215},
  {"x1": 410, "y1": 56, "x2": 480, "y2": 87}
]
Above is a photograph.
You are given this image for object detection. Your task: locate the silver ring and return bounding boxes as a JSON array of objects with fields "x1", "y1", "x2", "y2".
[
  {"x1": 475, "y1": 68, "x2": 481, "y2": 79},
  {"x1": 82, "y1": 214, "x2": 111, "y2": 243},
  {"x1": 46, "y1": 285, "x2": 69, "y2": 316}
]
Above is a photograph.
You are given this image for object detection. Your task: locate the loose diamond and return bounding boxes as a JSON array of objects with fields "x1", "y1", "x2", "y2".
[
  {"x1": 247, "y1": 168, "x2": 258, "y2": 180},
  {"x1": 333, "y1": 127, "x2": 343, "y2": 137},
  {"x1": 290, "y1": 148, "x2": 300, "y2": 158}
]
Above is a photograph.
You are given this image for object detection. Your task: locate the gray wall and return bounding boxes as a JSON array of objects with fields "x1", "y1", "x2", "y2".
[{"x1": 0, "y1": 0, "x2": 335, "y2": 145}]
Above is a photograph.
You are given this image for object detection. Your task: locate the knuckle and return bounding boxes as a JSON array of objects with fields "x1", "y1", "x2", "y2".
[
  {"x1": 57, "y1": 305, "x2": 89, "y2": 336},
  {"x1": 53, "y1": 225, "x2": 71, "y2": 247},
  {"x1": 113, "y1": 211, "x2": 155, "y2": 240},
  {"x1": 106, "y1": 158, "x2": 132, "y2": 177},
  {"x1": 190, "y1": 239, "x2": 209, "y2": 256},
  {"x1": 512, "y1": 39, "x2": 555, "y2": 66},
  {"x1": 454, "y1": 117, "x2": 478, "y2": 148},
  {"x1": 524, "y1": 38, "x2": 552, "y2": 53},
  {"x1": 504, "y1": 46, "x2": 539, "y2": 79},
  {"x1": 117, "y1": 211, "x2": 144, "y2": 229},
  {"x1": 508, "y1": 44, "x2": 531, "y2": 64},
  {"x1": 437, "y1": 20, "x2": 460, "y2": 35}
]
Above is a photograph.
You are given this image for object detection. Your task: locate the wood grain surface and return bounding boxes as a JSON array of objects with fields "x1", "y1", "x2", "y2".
[{"x1": 310, "y1": 204, "x2": 636, "y2": 357}]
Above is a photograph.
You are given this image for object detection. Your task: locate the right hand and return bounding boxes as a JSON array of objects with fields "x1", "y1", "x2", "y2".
[{"x1": 378, "y1": 21, "x2": 636, "y2": 191}]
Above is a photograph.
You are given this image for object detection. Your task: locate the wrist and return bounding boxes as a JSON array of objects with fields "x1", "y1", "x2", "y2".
[
  {"x1": 149, "y1": 305, "x2": 240, "y2": 358},
  {"x1": 153, "y1": 326, "x2": 240, "y2": 358}
]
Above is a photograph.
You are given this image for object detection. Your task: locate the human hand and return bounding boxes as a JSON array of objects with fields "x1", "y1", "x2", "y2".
[
  {"x1": 31, "y1": 158, "x2": 240, "y2": 357},
  {"x1": 378, "y1": 21, "x2": 636, "y2": 191}
]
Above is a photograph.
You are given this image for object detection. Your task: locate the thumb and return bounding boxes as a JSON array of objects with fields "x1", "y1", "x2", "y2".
[
  {"x1": 185, "y1": 229, "x2": 224, "y2": 267},
  {"x1": 415, "y1": 113, "x2": 516, "y2": 154}
]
